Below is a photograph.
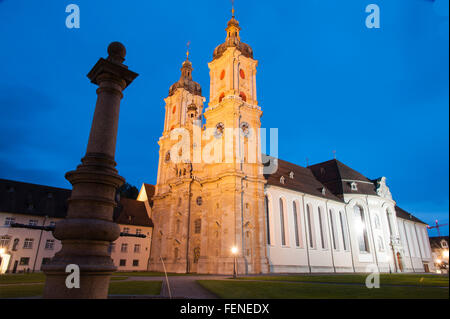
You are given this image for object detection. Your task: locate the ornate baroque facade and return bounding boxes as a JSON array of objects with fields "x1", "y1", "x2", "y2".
[
  {"x1": 144, "y1": 12, "x2": 433, "y2": 275},
  {"x1": 149, "y1": 13, "x2": 267, "y2": 275}
]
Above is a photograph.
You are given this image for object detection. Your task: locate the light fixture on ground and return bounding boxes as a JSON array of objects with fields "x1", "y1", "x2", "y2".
[{"x1": 231, "y1": 246, "x2": 238, "y2": 279}]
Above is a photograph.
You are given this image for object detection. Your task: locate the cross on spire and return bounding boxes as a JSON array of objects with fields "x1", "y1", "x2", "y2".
[
  {"x1": 186, "y1": 41, "x2": 191, "y2": 60},
  {"x1": 231, "y1": 0, "x2": 235, "y2": 17}
]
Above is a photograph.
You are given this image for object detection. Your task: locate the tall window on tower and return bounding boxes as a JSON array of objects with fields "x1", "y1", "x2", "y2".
[
  {"x1": 354, "y1": 205, "x2": 370, "y2": 253},
  {"x1": 194, "y1": 219, "x2": 202, "y2": 234},
  {"x1": 240, "y1": 69, "x2": 245, "y2": 79}
]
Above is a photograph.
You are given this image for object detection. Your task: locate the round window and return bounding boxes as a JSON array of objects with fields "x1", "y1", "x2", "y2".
[{"x1": 196, "y1": 196, "x2": 203, "y2": 206}]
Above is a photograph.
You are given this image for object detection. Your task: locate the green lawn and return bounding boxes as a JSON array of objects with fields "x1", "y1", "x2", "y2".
[
  {"x1": 198, "y1": 280, "x2": 449, "y2": 299},
  {"x1": 236, "y1": 274, "x2": 449, "y2": 287},
  {"x1": 0, "y1": 283, "x2": 44, "y2": 299},
  {"x1": 0, "y1": 273, "x2": 46, "y2": 284},
  {"x1": 115, "y1": 271, "x2": 192, "y2": 277},
  {"x1": 0, "y1": 280, "x2": 162, "y2": 298},
  {"x1": 0, "y1": 273, "x2": 128, "y2": 284}
]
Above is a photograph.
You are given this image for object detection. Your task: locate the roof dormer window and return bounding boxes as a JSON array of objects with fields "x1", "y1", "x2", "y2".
[
  {"x1": 280, "y1": 176, "x2": 285, "y2": 184},
  {"x1": 350, "y1": 182, "x2": 358, "y2": 191},
  {"x1": 289, "y1": 171, "x2": 294, "y2": 179},
  {"x1": 322, "y1": 188, "x2": 326, "y2": 195}
]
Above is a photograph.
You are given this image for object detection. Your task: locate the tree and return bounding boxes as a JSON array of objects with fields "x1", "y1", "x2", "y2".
[{"x1": 117, "y1": 183, "x2": 139, "y2": 200}]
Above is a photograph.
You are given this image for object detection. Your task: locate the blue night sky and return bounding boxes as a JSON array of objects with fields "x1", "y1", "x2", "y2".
[{"x1": 0, "y1": 0, "x2": 448, "y2": 235}]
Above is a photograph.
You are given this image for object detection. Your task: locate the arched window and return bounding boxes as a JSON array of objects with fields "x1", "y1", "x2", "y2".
[
  {"x1": 354, "y1": 205, "x2": 370, "y2": 252},
  {"x1": 318, "y1": 207, "x2": 327, "y2": 249},
  {"x1": 339, "y1": 211, "x2": 348, "y2": 251},
  {"x1": 265, "y1": 196, "x2": 271, "y2": 245},
  {"x1": 279, "y1": 198, "x2": 286, "y2": 246},
  {"x1": 306, "y1": 204, "x2": 315, "y2": 248},
  {"x1": 329, "y1": 209, "x2": 338, "y2": 250},
  {"x1": 219, "y1": 93, "x2": 225, "y2": 103},
  {"x1": 174, "y1": 247, "x2": 179, "y2": 259},
  {"x1": 293, "y1": 201, "x2": 300, "y2": 247},
  {"x1": 194, "y1": 219, "x2": 201, "y2": 234},
  {"x1": 239, "y1": 92, "x2": 247, "y2": 102},
  {"x1": 220, "y1": 70, "x2": 225, "y2": 80}
]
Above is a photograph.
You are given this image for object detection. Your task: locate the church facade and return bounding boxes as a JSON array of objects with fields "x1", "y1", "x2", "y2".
[{"x1": 140, "y1": 13, "x2": 433, "y2": 275}]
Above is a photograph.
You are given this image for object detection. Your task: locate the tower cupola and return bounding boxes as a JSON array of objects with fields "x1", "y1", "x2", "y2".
[
  {"x1": 169, "y1": 52, "x2": 202, "y2": 97},
  {"x1": 212, "y1": 8, "x2": 253, "y2": 61}
]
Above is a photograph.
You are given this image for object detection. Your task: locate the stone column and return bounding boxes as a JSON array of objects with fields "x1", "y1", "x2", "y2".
[{"x1": 42, "y1": 42, "x2": 138, "y2": 299}]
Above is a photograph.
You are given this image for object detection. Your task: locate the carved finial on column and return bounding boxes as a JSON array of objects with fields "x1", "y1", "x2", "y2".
[{"x1": 107, "y1": 41, "x2": 126, "y2": 64}]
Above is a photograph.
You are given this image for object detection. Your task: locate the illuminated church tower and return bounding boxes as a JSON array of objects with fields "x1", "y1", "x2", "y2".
[{"x1": 149, "y1": 9, "x2": 269, "y2": 274}]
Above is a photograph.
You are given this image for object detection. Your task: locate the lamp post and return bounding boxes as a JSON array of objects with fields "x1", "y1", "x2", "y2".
[{"x1": 231, "y1": 246, "x2": 238, "y2": 279}]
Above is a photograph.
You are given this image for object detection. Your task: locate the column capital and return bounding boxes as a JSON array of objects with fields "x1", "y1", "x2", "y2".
[{"x1": 87, "y1": 42, "x2": 138, "y2": 89}]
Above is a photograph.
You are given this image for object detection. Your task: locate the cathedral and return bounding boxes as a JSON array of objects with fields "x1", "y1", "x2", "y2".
[{"x1": 138, "y1": 11, "x2": 434, "y2": 275}]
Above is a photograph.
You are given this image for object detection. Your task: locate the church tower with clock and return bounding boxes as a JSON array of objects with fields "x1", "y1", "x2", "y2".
[{"x1": 149, "y1": 9, "x2": 269, "y2": 275}]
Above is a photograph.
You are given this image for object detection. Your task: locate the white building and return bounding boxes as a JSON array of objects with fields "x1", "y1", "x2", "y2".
[
  {"x1": 0, "y1": 179, "x2": 154, "y2": 273},
  {"x1": 263, "y1": 158, "x2": 434, "y2": 273}
]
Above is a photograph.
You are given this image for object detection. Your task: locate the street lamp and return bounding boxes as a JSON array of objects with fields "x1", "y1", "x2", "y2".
[
  {"x1": 231, "y1": 246, "x2": 238, "y2": 279},
  {"x1": 443, "y1": 250, "x2": 449, "y2": 259},
  {"x1": 0, "y1": 248, "x2": 4, "y2": 255}
]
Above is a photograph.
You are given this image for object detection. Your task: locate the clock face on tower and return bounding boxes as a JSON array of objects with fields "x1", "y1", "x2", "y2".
[
  {"x1": 240, "y1": 122, "x2": 250, "y2": 137},
  {"x1": 215, "y1": 122, "x2": 225, "y2": 138},
  {"x1": 165, "y1": 151, "x2": 171, "y2": 163}
]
